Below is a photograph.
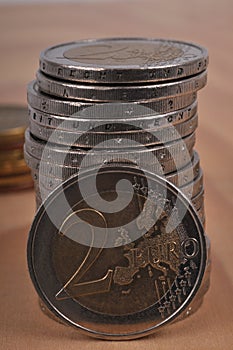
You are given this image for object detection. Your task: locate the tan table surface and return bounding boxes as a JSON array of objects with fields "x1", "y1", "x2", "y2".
[{"x1": 0, "y1": 1, "x2": 233, "y2": 349}]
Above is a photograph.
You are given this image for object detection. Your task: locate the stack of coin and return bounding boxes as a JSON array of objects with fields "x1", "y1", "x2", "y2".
[
  {"x1": 24, "y1": 38, "x2": 208, "y2": 227},
  {"x1": 25, "y1": 38, "x2": 211, "y2": 338},
  {"x1": 0, "y1": 106, "x2": 33, "y2": 191}
]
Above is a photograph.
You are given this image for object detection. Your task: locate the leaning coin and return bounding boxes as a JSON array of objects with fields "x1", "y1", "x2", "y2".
[
  {"x1": 39, "y1": 38, "x2": 208, "y2": 83},
  {"x1": 27, "y1": 163, "x2": 207, "y2": 339},
  {"x1": 29, "y1": 111, "x2": 198, "y2": 148},
  {"x1": 24, "y1": 130, "x2": 195, "y2": 168},
  {"x1": 37, "y1": 70, "x2": 207, "y2": 102},
  {"x1": 28, "y1": 81, "x2": 197, "y2": 116}
]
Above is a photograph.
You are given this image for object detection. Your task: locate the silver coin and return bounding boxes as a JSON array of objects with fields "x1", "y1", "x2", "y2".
[
  {"x1": 29, "y1": 111, "x2": 198, "y2": 148},
  {"x1": 28, "y1": 81, "x2": 197, "y2": 117},
  {"x1": 25, "y1": 146, "x2": 195, "y2": 180},
  {"x1": 39, "y1": 38, "x2": 208, "y2": 84},
  {"x1": 36, "y1": 70, "x2": 207, "y2": 102},
  {"x1": 27, "y1": 150, "x2": 200, "y2": 190},
  {"x1": 28, "y1": 100, "x2": 197, "y2": 132},
  {"x1": 24, "y1": 129, "x2": 195, "y2": 168}
]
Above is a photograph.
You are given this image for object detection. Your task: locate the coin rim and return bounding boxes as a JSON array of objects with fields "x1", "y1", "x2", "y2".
[{"x1": 39, "y1": 38, "x2": 208, "y2": 84}]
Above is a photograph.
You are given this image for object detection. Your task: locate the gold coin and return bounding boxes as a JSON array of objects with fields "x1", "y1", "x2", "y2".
[
  {"x1": 0, "y1": 172, "x2": 33, "y2": 191},
  {"x1": 0, "y1": 148, "x2": 25, "y2": 162},
  {"x1": 0, "y1": 158, "x2": 30, "y2": 176},
  {"x1": 0, "y1": 105, "x2": 28, "y2": 148}
]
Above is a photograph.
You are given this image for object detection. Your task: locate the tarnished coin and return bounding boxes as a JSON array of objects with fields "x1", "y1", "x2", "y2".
[
  {"x1": 27, "y1": 164, "x2": 207, "y2": 339},
  {"x1": 36, "y1": 70, "x2": 207, "y2": 102},
  {"x1": 39, "y1": 38, "x2": 208, "y2": 84},
  {"x1": 28, "y1": 81, "x2": 197, "y2": 116},
  {"x1": 24, "y1": 129, "x2": 195, "y2": 168}
]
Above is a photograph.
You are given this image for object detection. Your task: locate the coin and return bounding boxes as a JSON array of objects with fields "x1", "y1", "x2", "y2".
[
  {"x1": 176, "y1": 259, "x2": 211, "y2": 321},
  {"x1": 27, "y1": 163, "x2": 207, "y2": 339},
  {"x1": 25, "y1": 149, "x2": 193, "y2": 181},
  {"x1": 24, "y1": 129, "x2": 195, "y2": 168},
  {"x1": 0, "y1": 105, "x2": 28, "y2": 149},
  {"x1": 29, "y1": 110, "x2": 198, "y2": 148},
  {"x1": 39, "y1": 38, "x2": 208, "y2": 84},
  {"x1": 28, "y1": 100, "x2": 198, "y2": 133},
  {"x1": 0, "y1": 158, "x2": 30, "y2": 177},
  {"x1": 36, "y1": 70, "x2": 207, "y2": 102},
  {"x1": 0, "y1": 148, "x2": 25, "y2": 162},
  {"x1": 28, "y1": 81, "x2": 197, "y2": 116},
  {"x1": 0, "y1": 172, "x2": 33, "y2": 191}
]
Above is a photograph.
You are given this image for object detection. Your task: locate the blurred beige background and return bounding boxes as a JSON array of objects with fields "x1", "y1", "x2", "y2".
[{"x1": 0, "y1": 1, "x2": 232, "y2": 349}]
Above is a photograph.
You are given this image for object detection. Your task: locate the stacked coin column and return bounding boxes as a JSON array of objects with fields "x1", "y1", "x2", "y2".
[{"x1": 24, "y1": 38, "x2": 208, "y2": 228}]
